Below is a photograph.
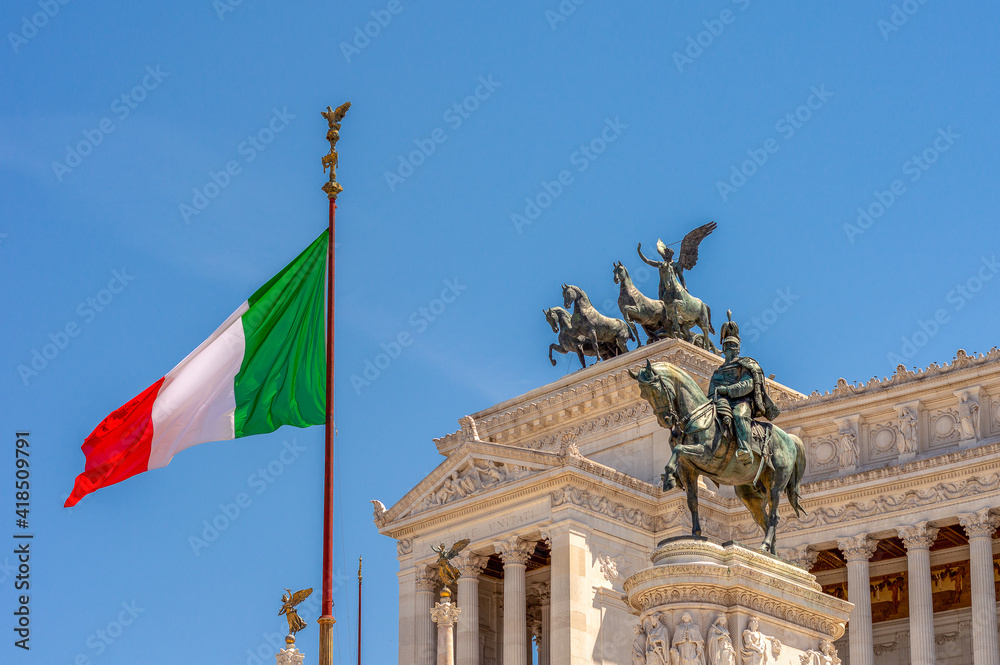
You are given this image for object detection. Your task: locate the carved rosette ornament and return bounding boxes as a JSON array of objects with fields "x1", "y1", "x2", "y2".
[
  {"x1": 836, "y1": 534, "x2": 878, "y2": 562},
  {"x1": 896, "y1": 521, "x2": 939, "y2": 550}
]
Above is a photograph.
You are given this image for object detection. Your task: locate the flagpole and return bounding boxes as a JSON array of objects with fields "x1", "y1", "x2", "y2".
[
  {"x1": 319, "y1": 101, "x2": 350, "y2": 665},
  {"x1": 357, "y1": 556, "x2": 363, "y2": 665}
]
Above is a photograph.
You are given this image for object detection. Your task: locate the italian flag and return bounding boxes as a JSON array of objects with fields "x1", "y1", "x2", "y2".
[{"x1": 65, "y1": 230, "x2": 329, "y2": 507}]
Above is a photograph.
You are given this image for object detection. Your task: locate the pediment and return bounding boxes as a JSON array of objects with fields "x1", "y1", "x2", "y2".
[{"x1": 378, "y1": 442, "x2": 560, "y2": 525}]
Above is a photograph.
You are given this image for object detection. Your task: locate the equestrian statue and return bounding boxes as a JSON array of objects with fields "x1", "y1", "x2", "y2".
[{"x1": 629, "y1": 312, "x2": 806, "y2": 554}]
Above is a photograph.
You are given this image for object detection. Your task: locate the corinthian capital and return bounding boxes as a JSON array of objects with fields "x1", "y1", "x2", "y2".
[
  {"x1": 494, "y1": 536, "x2": 534, "y2": 565},
  {"x1": 837, "y1": 534, "x2": 878, "y2": 562},
  {"x1": 782, "y1": 544, "x2": 820, "y2": 570},
  {"x1": 958, "y1": 509, "x2": 1000, "y2": 539},
  {"x1": 415, "y1": 565, "x2": 438, "y2": 592},
  {"x1": 430, "y1": 599, "x2": 462, "y2": 626},
  {"x1": 453, "y1": 551, "x2": 488, "y2": 578},
  {"x1": 897, "y1": 521, "x2": 939, "y2": 551}
]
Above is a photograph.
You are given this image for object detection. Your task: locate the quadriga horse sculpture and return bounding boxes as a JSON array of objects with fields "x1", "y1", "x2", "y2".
[
  {"x1": 629, "y1": 360, "x2": 806, "y2": 554},
  {"x1": 562, "y1": 284, "x2": 632, "y2": 361},
  {"x1": 613, "y1": 262, "x2": 672, "y2": 345},
  {"x1": 544, "y1": 306, "x2": 616, "y2": 368}
]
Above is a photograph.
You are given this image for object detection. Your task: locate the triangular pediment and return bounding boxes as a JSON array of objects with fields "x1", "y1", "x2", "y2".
[{"x1": 377, "y1": 441, "x2": 561, "y2": 526}]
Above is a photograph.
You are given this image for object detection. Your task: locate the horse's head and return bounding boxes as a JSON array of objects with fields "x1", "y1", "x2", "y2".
[
  {"x1": 562, "y1": 283, "x2": 582, "y2": 309},
  {"x1": 612, "y1": 261, "x2": 628, "y2": 285},
  {"x1": 543, "y1": 307, "x2": 560, "y2": 334},
  {"x1": 629, "y1": 359, "x2": 678, "y2": 430}
]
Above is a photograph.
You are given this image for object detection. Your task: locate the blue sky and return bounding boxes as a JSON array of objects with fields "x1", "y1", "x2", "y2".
[{"x1": 2, "y1": 1, "x2": 999, "y2": 664}]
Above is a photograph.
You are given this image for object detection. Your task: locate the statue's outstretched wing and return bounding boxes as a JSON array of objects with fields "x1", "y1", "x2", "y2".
[
  {"x1": 333, "y1": 101, "x2": 351, "y2": 122},
  {"x1": 677, "y1": 221, "x2": 717, "y2": 271},
  {"x1": 289, "y1": 588, "x2": 313, "y2": 607},
  {"x1": 446, "y1": 539, "x2": 471, "y2": 559}
]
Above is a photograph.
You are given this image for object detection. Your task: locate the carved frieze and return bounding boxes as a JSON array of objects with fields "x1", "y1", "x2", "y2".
[
  {"x1": 785, "y1": 469, "x2": 1000, "y2": 533},
  {"x1": 551, "y1": 486, "x2": 656, "y2": 531},
  {"x1": 411, "y1": 459, "x2": 534, "y2": 515}
]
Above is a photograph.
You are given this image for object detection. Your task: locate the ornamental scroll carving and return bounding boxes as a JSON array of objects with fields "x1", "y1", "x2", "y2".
[
  {"x1": 783, "y1": 472, "x2": 1000, "y2": 532},
  {"x1": 551, "y1": 486, "x2": 656, "y2": 531},
  {"x1": 413, "y1": 459, "x2": 533, "y2": 514}
]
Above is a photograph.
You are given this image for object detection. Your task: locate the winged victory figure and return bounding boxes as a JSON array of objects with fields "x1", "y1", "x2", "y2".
[
  {"x1": 431, "y1": 539, "x2": 471, "y2": 587},
  {"x1": 279, "y1": 587, "x2": 313, "y2": 635},
  {"x1": 637, "y1": 221, "x2": 717, "y2": 298}
]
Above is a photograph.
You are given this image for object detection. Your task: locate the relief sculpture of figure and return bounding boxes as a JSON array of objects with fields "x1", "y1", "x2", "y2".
[
  {"x1": 644, "y1": 614, "x2": 672, "y2": 665},
  {"x1": 958, "y1": 392, "x2": 980, "y2": 440},
  {"x1": 897, "y1": 409, "x2": 919, "y2": 453},
  {"x1": 707, "y1": 614, "x2": 736, "y2": 665},
  {"x1": 671, "y1": 612, "x2": 706, "y2": 665},
  {"x1": 633, "y1": 624, "x2": 648, "y2": 665},
  {"x1": 837, "y1": 424, "x2": 858, "y2": 467},
  {"x1": 740, "y1": 617, "x2": 767, "y2": 665}
]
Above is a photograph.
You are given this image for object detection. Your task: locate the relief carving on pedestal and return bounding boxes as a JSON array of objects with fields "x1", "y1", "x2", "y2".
[
  {"x1": 800, "y1": 640, "x2": 841, "y2": 665},
  {"x1": 671, "y1": 612, "x2": 706, "y2": 665},
  {"x1": 707, "y1": 614, "x2": 736, "y2": 665},
  {"x1": 642, "y1": 613, "x2": 672, "y2": 665},
  {"x1": 740, "y1": 617, "x2": 779, "y2": 665}
]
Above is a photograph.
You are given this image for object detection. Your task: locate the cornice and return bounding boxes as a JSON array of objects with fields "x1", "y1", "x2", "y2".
[
  {"x1": 434, "y1": 338, "x2": 804, "y2": 455},
  {"x1": 778, "y1": 348, "x2": 1000, "y2": 415}
]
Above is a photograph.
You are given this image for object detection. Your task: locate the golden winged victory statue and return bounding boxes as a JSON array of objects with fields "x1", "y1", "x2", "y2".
[{"x1": 279, "y1": 587, "x2": 313, "y2": 638}]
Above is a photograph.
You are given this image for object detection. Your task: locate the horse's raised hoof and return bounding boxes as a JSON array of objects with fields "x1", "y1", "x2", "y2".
[
  {"x1": 661, "y1": 473, "x2": 677, "y2": 491},
  {"x1": 549, "y1": 358, "x2": 557, "y2": 367}
]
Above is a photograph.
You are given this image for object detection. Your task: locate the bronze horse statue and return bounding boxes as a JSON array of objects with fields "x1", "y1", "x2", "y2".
[
  {"x1": 562, "y1": 284, "x2": 632, "y2": 362},
  {"x1": 629, "y1": 360, "x2": 806, "y2": 554},
  {"x1": 544, "y1": 306, "x2": 617, "y2": 368},
  {"x1": 613, "y1": 262, "x2": 673, "y2": 345}
]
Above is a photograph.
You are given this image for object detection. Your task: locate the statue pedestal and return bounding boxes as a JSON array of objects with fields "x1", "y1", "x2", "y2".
[
  {"x1": 275, "y1": 636, "x2": 305, "y2": 665},
  {"x1": 623, "y1": 539, "x2": 852, "y2": 664}
]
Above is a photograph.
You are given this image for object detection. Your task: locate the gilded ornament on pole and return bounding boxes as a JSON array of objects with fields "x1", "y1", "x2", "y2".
[{"x1": 321, "y1": 102, "x2": 351, "y2": 199}]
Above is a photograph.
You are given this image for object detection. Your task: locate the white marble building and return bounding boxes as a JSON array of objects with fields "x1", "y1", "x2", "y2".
[{"x1": 374, "y1": 338, "x2": 1000, "y2": 665}]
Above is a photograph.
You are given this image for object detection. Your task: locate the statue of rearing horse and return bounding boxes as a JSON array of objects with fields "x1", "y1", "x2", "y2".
[{"x1": 629, "y1": 359, "x2": 806, "y2": 554}]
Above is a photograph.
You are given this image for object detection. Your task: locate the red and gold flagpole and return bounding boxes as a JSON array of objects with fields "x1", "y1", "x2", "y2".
[{"x1": 319, "y1": 101, "x2": 350, "y2": 665}]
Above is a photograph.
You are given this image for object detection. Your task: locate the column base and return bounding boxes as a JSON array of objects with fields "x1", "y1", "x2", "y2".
[{"x1": 623, "y1": 539, "x2": 853, "y2": 663}]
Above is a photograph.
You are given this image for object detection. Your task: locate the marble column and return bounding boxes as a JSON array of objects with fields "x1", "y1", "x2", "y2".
[
  {"x1": 454, "y1": 553, "x2": 487, "y2": 665},
  {"x1": 431, "y1": 595, "x2": 462, "y2": 665},
  {"x1": 898, "y1": 522, "x2": 940, "y2": 665},
  {"x1": 538, "y1": 585, "x2": 551, "y2": 665},
  {"x1": 495, "y1": 537, "x2": 534, "y2": 665},
  {"x1": 837, "y1": 534, "x2": 879, "y2": 665},
  {"x1": 549, "y1": 524, "x2": 589, "y2": 665},
  {"x1": 416, "y1": 566, "x2": 439, "y2": 665},
  {"x1": 959, "y1": 509, "x2": 1000, "y2": 665}
]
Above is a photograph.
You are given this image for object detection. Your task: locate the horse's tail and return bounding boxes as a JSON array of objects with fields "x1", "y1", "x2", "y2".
[
  {"x1": 705, "y1": 303, "x2": 715, "y2": 335},
  {"x1": 785, "y1": 433, "x2": 807, "y2": 517}
]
